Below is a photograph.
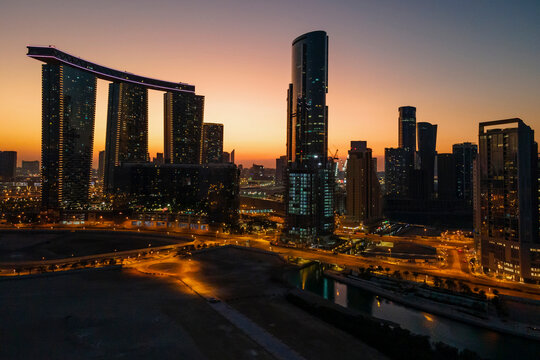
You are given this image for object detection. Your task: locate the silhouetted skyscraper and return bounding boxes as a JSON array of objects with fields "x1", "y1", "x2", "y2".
[
  {"x1": 399, "y1": 106, "x2": 416, "y2": 152},
  {"x1": 164, "y1": 92, "x2": 204, "y2": 164},
  {"x1": 202, "y1": 123, "x2": 224, "y2": 164},
  {"x1": 346, "y1": 141, "x2": 381, "y2": 224},
  {"x1": 453, "y1": 142, "x2": 477, "y2": 204},
  {"x1": 285, "y1": 31, "x2": 334, "y2": 243},
  {"x1": 416, "y1": 122, "x2": 437, "y2": 199},
  {"x1": 104, "y1": 82, "x2": 148, "y2": 191},
  {"x1": 436, "y1": 153, "x2": 455, "y2": 201},
  {"x1": 0, "y1": 151, "x2": 17, "y2": 181},
  {"x1": 476, "y1": 119, "x2": 539, "y2": 282}
]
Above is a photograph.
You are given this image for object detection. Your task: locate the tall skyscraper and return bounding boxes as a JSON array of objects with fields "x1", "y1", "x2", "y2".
[
  {"x1": 398, "y1": 106, "x2": 416, "y2": 152},
  {"x1": 416, "y1": 122, "x2": 437, "y2": 199},
  {"x1": 0, "y1": 151, "x2": 17, "y2": 181},
  {"x1": 97, "y1": 151, "x2": 105, "y2": 182},
  {"x1": 453, "y1": 142, "x2": 477, "y2": 204},
  {"x1": 164, "y1": 92, "x2": 204, "y2": 164},
  {"x1": 346, "y1": 141, "x2": 381, "y2": 225},
  {"x1": 476, "y1": 119, "x2": 539, "y2": 282},
  {"x1": 436, "y1": 153, "x2": 455, "y2": 201},
  {"x1": 202, "y1": 123, "x2": 224, "y2": 164},
  {"x1": 41, "y1": 64, "x2": 97, "y2": 209},
  {"x1": 285, "y1": 31, "x2": 334, "y2": 243},
  {"x1": 104, "y1": 82, "x2": 148, "y2": 191}
]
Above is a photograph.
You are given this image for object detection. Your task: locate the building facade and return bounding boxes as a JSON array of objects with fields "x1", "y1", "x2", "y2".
[
  {"x1": 346, "y1": 141, "x2": 381, "y2": 225},
  {"x1": 41, "y1": 64, "x2": 97, "y2": 209},
  {"x1": 453, "y1": 142, "x2": 477, "y2": 204},
  {"x1": 0, "y1": 151, "x2": 17, "y2": 181},
  {"x1": 384, "y1": 147, "x2": 408, "y2": 197},
  {"x1": 476, "y1": 119, "x2": 539, "y2": 282},
  {"x1": 202, "y1": 123, "x2": 224, "y2": 164},
  {"x1": 285, "y1": 31, "x2": 334, "y2": 243},
  {"x1": 164, "y1": 92, "x2": 204, "y2": 165},
  {"x1": 436, "y1": 153, "x2": 455, "y2": 201},
  {"x1": 104, "y1": 82, "x2": 148, "y2": 191},
  {"x1": 416, "y1": 122, "x2": 437, "y2": 199}
]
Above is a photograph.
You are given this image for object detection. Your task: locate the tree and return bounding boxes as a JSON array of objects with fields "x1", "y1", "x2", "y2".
[
  {"x1": 492, "y1": 289, "x2": 499, "y2": 296},
  {"x1": 412, "y1": 272, "x2": 419, "y2": 282},
  {"x1": 403, "y1": 270, "x2": 409, "y2": 280},
  {"x1": 445, "y1": 279, "x2": 456, "y2": 291},
  {"x1": 384, "y1": 267, "x2": 390, "y2": 276},
  {"x1": 392, "y1": 270, "x2": 402, "y2": 279}
]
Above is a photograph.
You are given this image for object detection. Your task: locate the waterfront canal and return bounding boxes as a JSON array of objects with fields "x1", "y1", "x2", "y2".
[{"x1": 285, "y1": 263, "x2": 539, "y2": 360}]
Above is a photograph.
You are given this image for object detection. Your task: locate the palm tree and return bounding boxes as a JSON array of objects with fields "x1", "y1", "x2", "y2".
[
  {"x1": 403, "y1": 270, "x2": 410, "y2": 280},
  {"x1": 412, "y1": 272, "x2": 419, "y2": 282},
  {"x1": 384, "y1": 267, "x2": 390, "y2": 276}
]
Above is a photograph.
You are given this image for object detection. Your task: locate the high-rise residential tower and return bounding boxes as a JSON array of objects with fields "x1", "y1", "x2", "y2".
[
  {"x1": 384, "y1": 147, "x2": 408, "y2": 197},
  {"x1": 453, "y1": 142, "x2": 477, "y2": 204},
  {"x1": 41, "y1": 64, "x2": 97, "y2": 209},
  {"x1": 476, "y1": 119, "x2": 539, "y2": 282},
  {"x1": 97, "y1": 151, "x2": 105, "y2": 182},
  {"x1": 164, "y1": 92, "x2": 204, "y2": 164},
  {"x1": 285, "y1": 31, "x2": 334, "y2": 243},
  {"x1": 436, "y1": 153, "x2": 456, "y2": 201},
  {"x1": 104, "y1": 82, "x2": 148, "y2": 191},
  {"x1": 346, "y1": 141, "x2": 381, "y2": 225},
  {"x1": 202, "y1": 123, "x2": 224, "y2": 164}
]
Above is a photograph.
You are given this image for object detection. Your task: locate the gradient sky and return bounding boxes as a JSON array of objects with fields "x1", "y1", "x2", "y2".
[{"x1": 1, "y1": 0, "x2": 539, "y2": 170}]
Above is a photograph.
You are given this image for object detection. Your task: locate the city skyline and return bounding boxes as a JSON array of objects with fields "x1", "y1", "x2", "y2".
[{"x1": 1, "y1": 1, "x2": 540, "y2": 170}]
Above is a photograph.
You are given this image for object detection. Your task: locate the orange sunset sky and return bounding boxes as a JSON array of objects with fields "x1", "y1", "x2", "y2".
[{"x1": 1, "y1": 1, "x2": 539, "y2": 170}]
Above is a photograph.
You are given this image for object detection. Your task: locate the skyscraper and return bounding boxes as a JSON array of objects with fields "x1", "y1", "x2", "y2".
[
  {"x1": 164, "y1": 92, "x2": 204, "y2": 164},
  {"x1": 346, "y1": 141, "x2": 381, "y2": 225},
  {"x1": 285, "y1": 31, "x2": 334, "y2": 243},
  {"x1": 21, "y1": 160, "x2": 40, "y2": 176},
  {"x1": 104, "y1": 82, "x2": 148, "y2": 191},
  {"x1": 202, "y1": 123, "x2": 224, "y2": 164},
  {"x1": 453, "y1": 142, "x2": 477, "y2": 204},
  {"x1": 41, "y1": 64, "x2": 97, "y2": 209},
  {"x1": 398, "y1": 106, "x2": 416, "y2": 153},
  {"x1": 416, "y1": 122, "x2": 437, "y2": 199},
  {"x1": 476, "y1": 119, "x2": 539, "y2": 282},
  {"x1": 0, "y1": 151, "x2": 17, "y2": 181}
]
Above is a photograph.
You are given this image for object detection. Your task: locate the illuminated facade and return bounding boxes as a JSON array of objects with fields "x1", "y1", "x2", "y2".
[
  {"x1": 40, "y1": 64, "x2": 96, "y2": 209},
  {"x1": 476, "y1": 119, "x2": 539, "y2": 282},
  {"x1": 285, "y1": 31, "x2": 334, "y2": 243},
  {"x1": 202, "y1": 123, "x2": 224, "y2": 164},
  {"x1": 164, "y1": 92, "x2": 205, "y2": 164},
  {"x1": 104, "y1": 82, "x2": 148, "y2": 191}
]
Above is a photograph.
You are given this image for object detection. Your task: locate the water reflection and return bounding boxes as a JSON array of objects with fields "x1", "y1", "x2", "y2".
[{"x1": 284, "y1": 263, "x2": 539, "y2": 360}]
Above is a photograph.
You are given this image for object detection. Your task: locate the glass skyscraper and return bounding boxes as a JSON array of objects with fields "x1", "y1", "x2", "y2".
[
  {"x1": 41, "y1": 64, "x2": 97, "y2": 210},
  {"x1": 416, "y1": 122, "x2": 437, "y2": 199},
  {"x1": 104, "y1": 82, "x2": 148, "y2": 191},
  {"x1": 285, "y1": 31, "x2": 334, "y2": 243},
  {"x1": 164, "y1": 92, "x2": 205, "y2": 164},
  {"x1": 476, "y1": 119, "x2": 539, "y2": 282},
  {"x1": 202, "y1": 123, "x2": 224, "y2": 164}
]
